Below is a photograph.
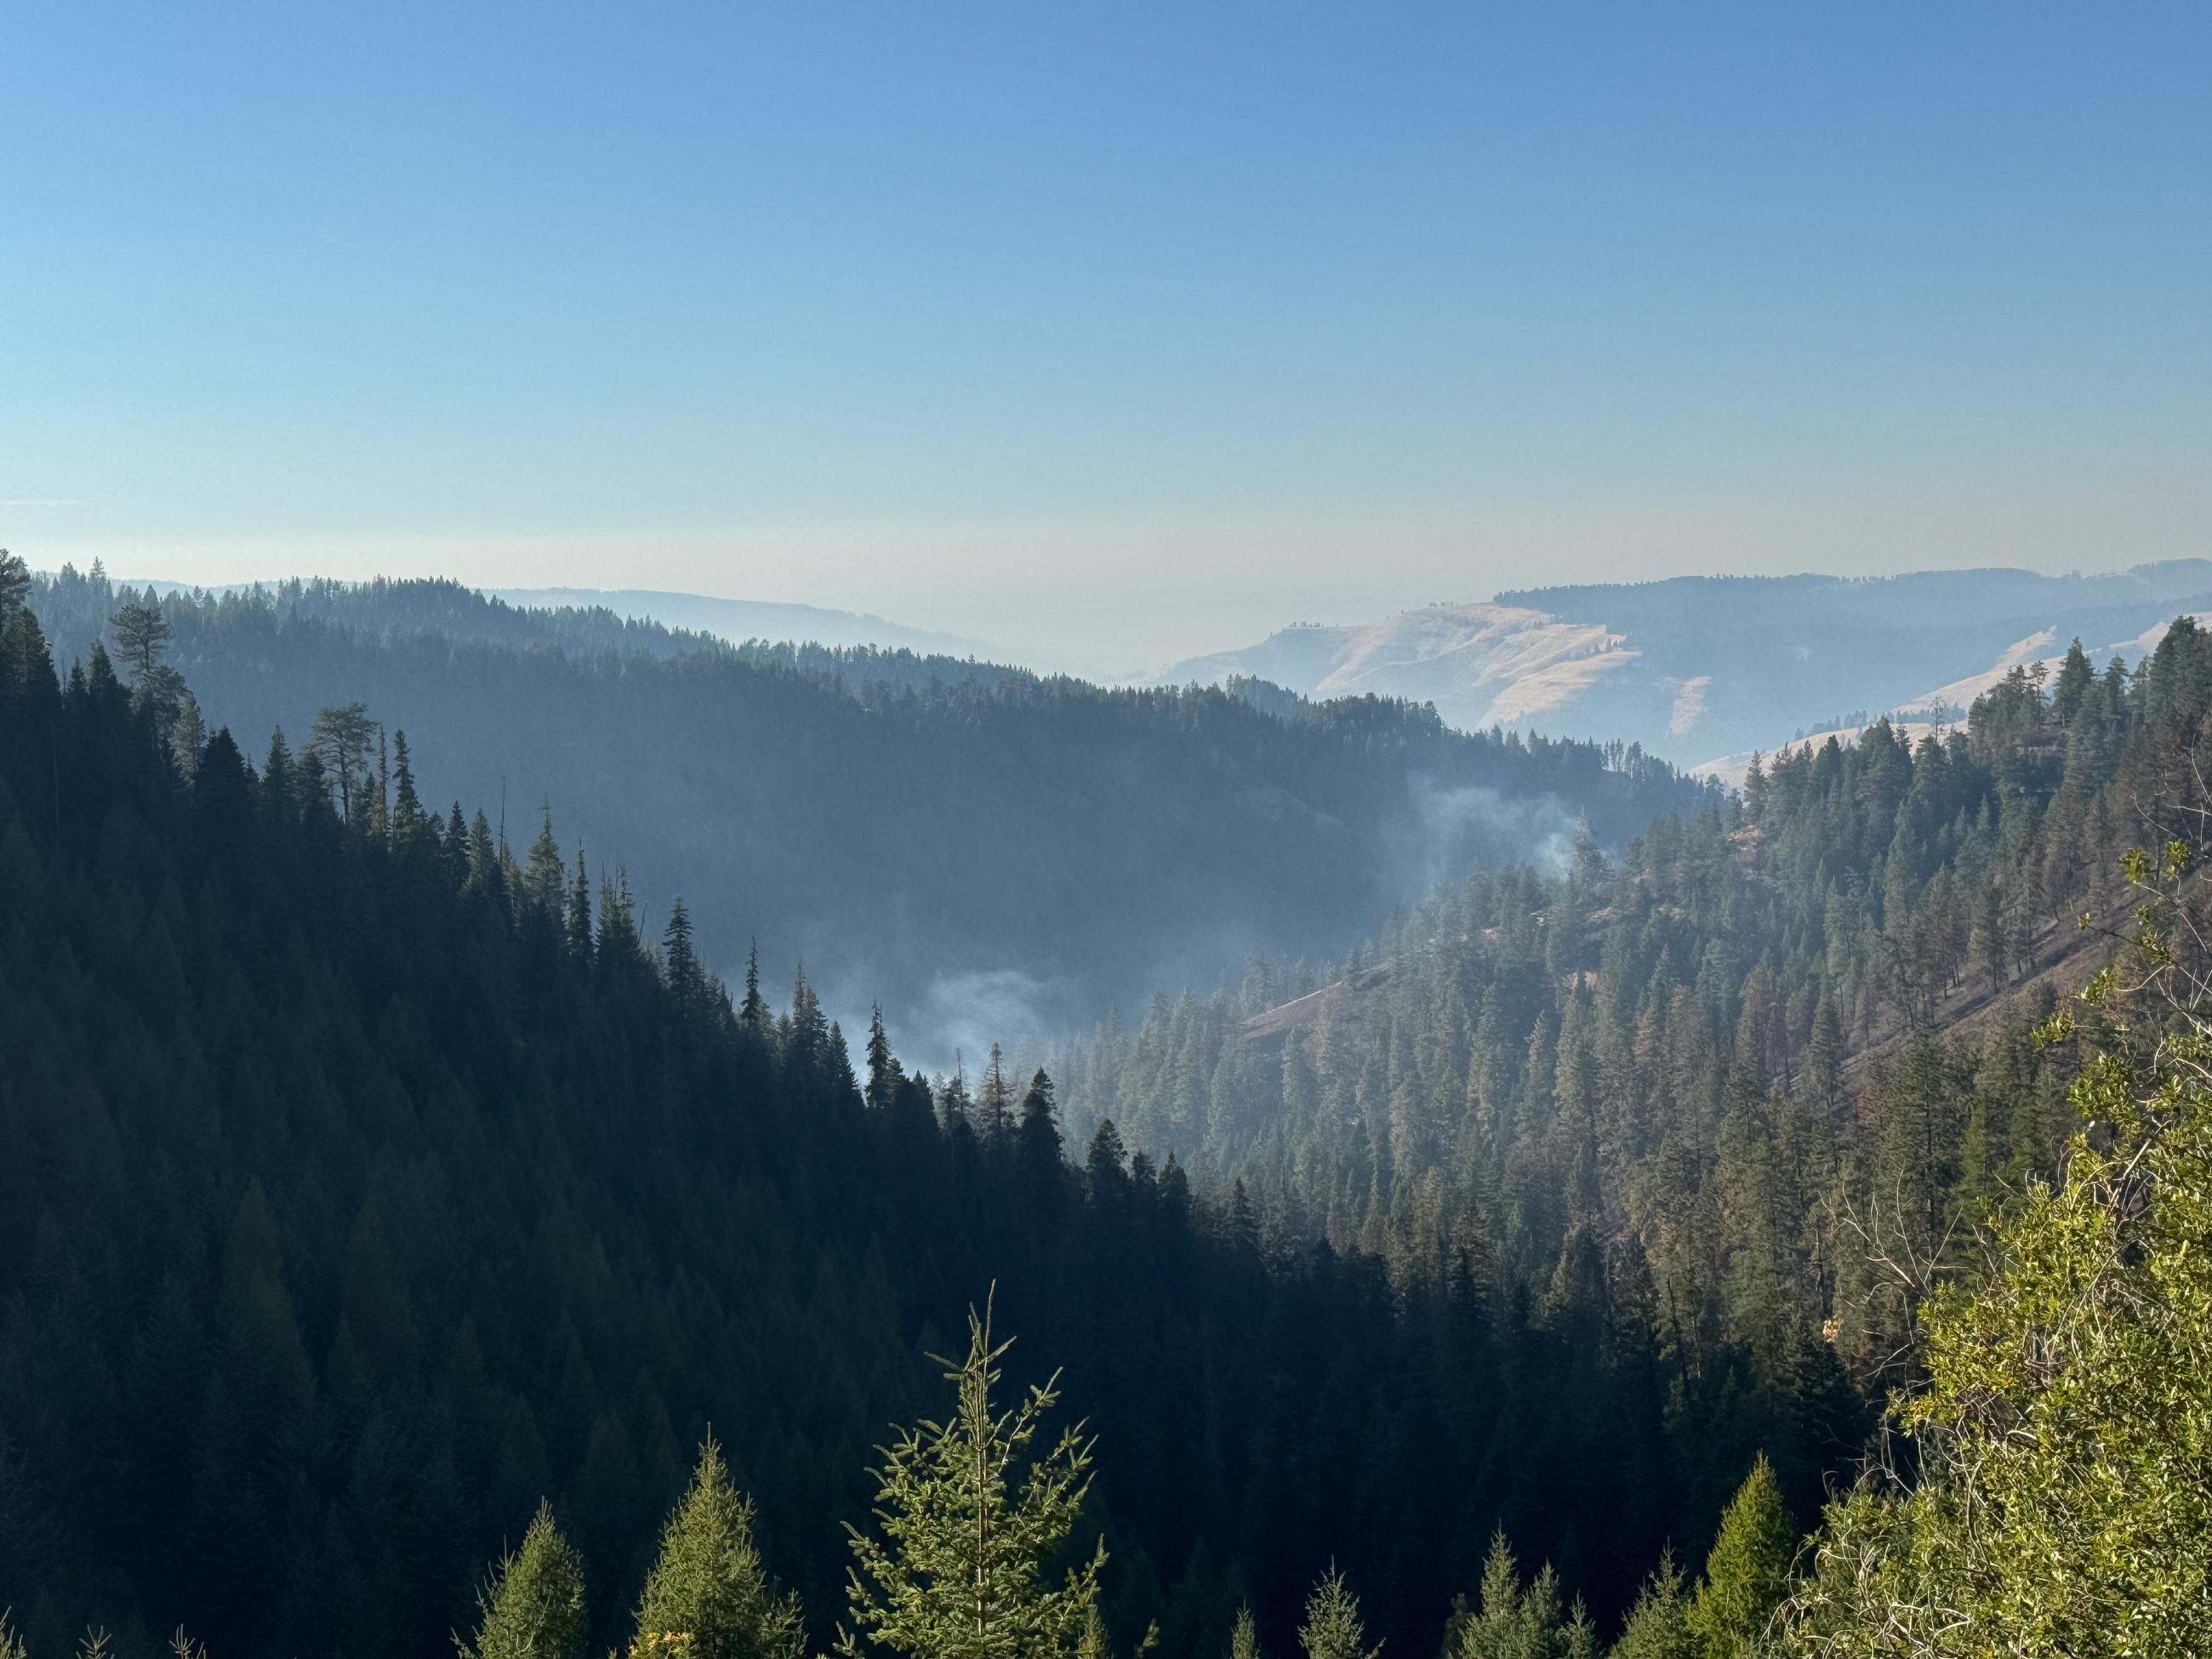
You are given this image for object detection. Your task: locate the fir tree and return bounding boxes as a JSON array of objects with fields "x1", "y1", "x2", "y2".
[
  {"x1": 1085, "y1": 1120, "x2": 1130, "y2": 1208},
  {"x1": 835, "y1": 1297, "x2": 1103, "y2": 1659},
  {"x1": 739, "y1": 941, "x2": 771, "y2": 1039},
  {"x1": 663, "y1": 898, "x2": 708, "y2": 1016},
  {"x1": 1075, "y1": 1602, "x2": 1155, "y2": 1659},
  {"x1": 391, "y1": 729, "x2": 427, "y2": 843},
  {"x1": 1223, "y1": 1178, "x2": 1258, "y2": 1257},
  {"x1": 1610, "y1": 1551, "x2": 1696, "y2": 1659},
  {"x1": 368, "y1": 726, "x2": 391, "y2": 840},
  {"x1": 566, "y1": 849, "x2": 595, "y2": 961},
  {"x1": 459, "y1": 1500, "x2": 588, "y2": 1659},
  {"x1": 0, "y1": 604, "x2": 54, "y2": 698},
  {"x1": 468, "y1": 809, "x2": 505, "y2": 897},
  {"x1": 2050, "y1": 638, "x2": 2095, "y2": 726},
  {"x1": 262, "y1": 728, "x2": 295, "y2": 818},
  {"x1": 1688, "y1": 1455, "x2": 1793, "y2": 1659},
  {"x1": 1453, "y1": 1533, "x2": 1565, "y2": 1659},
  {"x1": 598, "y1": 863, "x2": 643, "y2": 962},
  {"x1": 977, "y1": 1046, "x2": 1013, "y2": 1143},
  {"x1": 526, "y1": 803, "x2": 565, "y2": 915},
  {"x1": 1296, "y1": 1571, "x2": 1377, "y2": 1659},
  {"x1": 1019, "y1": 1070, "x2": 1063, "y2": 1165},
  {"x1": 167, "y1": 689, "x2": 206, "y2": 778},
  {"x1": 0, "y1": 548, "x2": 29, "y2": 624},
  {"x1": 1018, "y1": 1071, "x2": 1069, "y2": 1224},
  {"x1": 633, "y1": 1438, "x2": 803, "y2": 1659},
  {"x1": 865, "y1": 1007, "x2": 904, "y2": 1110}
]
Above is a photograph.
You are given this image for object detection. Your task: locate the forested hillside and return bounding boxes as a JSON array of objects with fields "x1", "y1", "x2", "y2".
[
  {"x1": 26, "y1": 567, "x2": 1705, "y2": 1050},
  {"x1": 0, "y1": 573, "x2": 1789, "y2": 1658},
  {"x1": 1057, "y1": 627, "x2": 2211, "y2": 1471},
  {"x1": 10, "y1": 559, "x2": 2212, "y2": 1653}
]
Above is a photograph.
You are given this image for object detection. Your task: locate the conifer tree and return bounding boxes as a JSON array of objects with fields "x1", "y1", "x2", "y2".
[
  {"x1": 566, "y1": 850, "x2": 595, "y2": 960},
  {"x1": 526, "y1": 804, "x2": 565, "y2": 915},
  {"x1": 368, "y1": 726, "x2": 391, "y2": 840},
  {"x1": 1296, "y1": 1570, "x2": 1377, "y2": 1659},
  {"x1": 738, "y1": 941, "x2": 771, "y2": 1039},
  {"x1": 109, "y1": 597, "x2": 185, "y2": 733},
  {"x1": 391, "y1": 728, "x2": 425, "y2": 839},
  {"x1": 107, "y1": 598, "x2": 172, "y2": 686},
  {"x1": 633, "y1": 1437, "x2": 803, "y2": 1659},
  {"x1": 1018, "y1": 1071, "x2": 1069, "y2": 1224},
  {"x1": 2050, "y1": 638, "x2": 2095, "y2": 725},
  {"x1": 308, "y1": 700, "x2": 378, "y2": 820},
  {"x1": 976, "y1": 1046, "x2": 1013, "y2": 1143},
  {"x1": 447, "y1": 800, "x2": 471, "y2": 876},
  {"x1": 1019, "y1": 1071, "x2": 1063, "y2": 1165},
  {"x1": 599, "y1": 864, "x2": 643, "y2": 963},
  {"x1": 663, "y1": 899, "x2": 707, "y2": 1016},
  {"x1": 1689, "y1": 1455, "x2": 1793, "y2": 1659},
  {"x1": 938, "y1": 1061, "x2": 975, "y2": 1138},
  {"x1": 167, "y1": 689, "x2": 206, "y2": 778},
  {"x1": 785, "y1": 966, "x2": 830, "y2": 1069},
  {"x1": 1453, "y1": 1533, "x2": 1565, "y2": 1659},
  {"x1": 1223, "y1": 1178, "x2": 1259, "y2": 1257},
  {"x1": 0, "y1": 1611, "x2": 24, "y2": 1659},
  {"x1": 468, "y1": 810, "x2": 505, "y2": 896},
  {"x1": 1610, "y1": 1551, "x2": 1696, "y2": 1659},
  {"x1": 0, "y1": 548, "x2": 29, "y2": 624},
  {"x1": 865, "y1": 1007, "x2": 904, "y2": 1110},
  {"x1": 0, "y1": 603, "x2": 54, "y2": 698},
  {"x1": 1085, "y1": 1120, "x2": 1130, "y2": 1207},
  {"x1": 262, "y1": 728, "x2": 295, "y2": 818},
  {"x1": 459, "y1": 1500, "x2": 588, "y2": 1659},
  {"x1": 835, "y1": 1297, "x2": 1103, "y2": 1659},
  {"x1": 1228, "y1": 1605, "x2": 1261, "y2": 1659},
  {"x1": 1075, "y1": 1602, "x2": 1155, "y2": 1659}
]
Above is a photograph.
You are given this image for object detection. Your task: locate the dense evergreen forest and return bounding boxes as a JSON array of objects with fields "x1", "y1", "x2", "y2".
[
  {"x1": 1052, "y1": 628, "x2": 2188, "y2": 1398},
  {"x1": 25, "y1": 567, "x2": 1705, "y2": 1050},
  {"x1": 9, "y1": 553, "x2": 2212, "y2": 1656},
  {"x1": 0, "y1": 571, "x2": 1782, "y2": 1659}
]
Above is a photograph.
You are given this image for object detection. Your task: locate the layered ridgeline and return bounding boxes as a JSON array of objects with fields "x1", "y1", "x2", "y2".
[
  {"x1": 1160, "y1": 561, "x2": 2212, "y2": 768},
  {"x1": 26, "y1": 567, "x2": 1706, "y2": 1051},
  {"x1": 1, "y1": 573, "x2": 1787, "y2": 1657},
  {"x1": 1055, "y1": 626, "x2": 2210, "y2": 1494}
]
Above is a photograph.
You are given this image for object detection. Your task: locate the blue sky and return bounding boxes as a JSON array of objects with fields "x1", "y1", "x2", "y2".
[{"x1": 4, "y1": 3, "x2": 2207, "y2": 666}]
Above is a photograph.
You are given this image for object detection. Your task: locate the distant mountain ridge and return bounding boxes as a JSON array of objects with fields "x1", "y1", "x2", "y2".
[
  {"x1": 1162, "y1": 561, "x2": 2212, "y2": 766},
  {"x1": 26, "y1": 570, "x2": 1708, "y2": 1054},
  {"x1": 491, "y1": 585, "x2": 1005, "y2": 658}
]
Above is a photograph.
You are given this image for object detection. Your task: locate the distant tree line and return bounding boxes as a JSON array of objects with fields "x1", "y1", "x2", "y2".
[{"x1": 23, "y1": 566, "x2": 1712, "y2": 1036}]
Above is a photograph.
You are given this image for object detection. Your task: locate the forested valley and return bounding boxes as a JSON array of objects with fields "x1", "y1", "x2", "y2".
[
  {"x1": 23, "y1": 568, "x2": 1704, "y2": 1045},
  {"x1": 1053, "y1": 629, "x2": 2163, "y2": 1418},
  {"x1": 6, "y1": 556, "x2": 2212, "y2": 1656}
]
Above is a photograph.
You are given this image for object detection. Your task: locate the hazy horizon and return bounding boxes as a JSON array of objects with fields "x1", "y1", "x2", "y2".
[
  {"x1": 18, "y1": 532, "x2": 2205, "y2": 682},
  {"x1": 8, "y1": 3, "x2": 2208, "y2": 668}
]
